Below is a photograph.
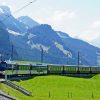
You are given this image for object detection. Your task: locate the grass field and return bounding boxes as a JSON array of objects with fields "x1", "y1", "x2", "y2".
[
  {"x1": 0, "y1": 75, "x2": 100, "y2": 100},
  {"x1": 13, "y1": 60, "x2": 48, "y2": 64}
]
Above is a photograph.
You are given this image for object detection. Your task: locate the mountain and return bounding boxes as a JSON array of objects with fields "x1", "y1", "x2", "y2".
[
  {"x1": 27, "y1": 24, "x2": 100, "y2": 65},
  {"x1": 0, "y1": 6, "x2": 27, "y2": 33},
  {"x1": 0, "y1": 20, "x2": 18, "y2": 60},
  {"x1": 18, "y1": 16, "x2": 39, "y2": 28},
  {"x1": 0, "y1": 6, "x2": 11, "y2": 15},
  {"x1": 0, "y1": 6, "x2": 100, "y2": 66},
  {"x1": 0, "y1": 21, "x2": 11, "y2": 54}
]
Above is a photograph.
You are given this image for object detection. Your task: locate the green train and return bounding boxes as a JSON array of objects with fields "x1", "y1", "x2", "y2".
[
  {"x1": 48, "y1": 65, "x2": 100, "y2": 74},
  {"x1": 0, "y1": 62, "x2": 100, "y2": 76}
]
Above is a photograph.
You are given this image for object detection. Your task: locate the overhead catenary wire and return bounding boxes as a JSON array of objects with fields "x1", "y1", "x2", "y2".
[
  {"x1": 0, "y1": 0, "x2": 38, "y2": 22},
  {"x1": 0, "y1": 0, "x2": 38, "y2": 33},
  {"x1": 12, "y1": 0, "x2": 37, "y2": 14},
  {"x1": 0, "y1": 0, "x2": 39, "y2": 58}
]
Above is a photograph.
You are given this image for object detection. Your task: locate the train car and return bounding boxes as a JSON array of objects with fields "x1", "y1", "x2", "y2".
[
  {"x1": 78, "y1": 66, "x2": 90, "y2": 74},
  {"x1": 31, "y1": 64, "x2": 47, "y2": 75},
  {"x1": 64, "y1": 65, "x2": 78, "y2": 74},
  {"x1": 91, "y1": 67, "x2": 100, "y2": 74},
  {"x1": 5, "y1": 63, "x2": 48, "y2": 76},
  {"x1": 48, "y1": 64, "x2": 63, "y2": 74}
]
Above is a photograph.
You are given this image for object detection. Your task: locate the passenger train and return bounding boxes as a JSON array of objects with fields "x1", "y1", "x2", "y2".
[{"x1": 0, "y1": 61, "x2": 100, "y2": 76}]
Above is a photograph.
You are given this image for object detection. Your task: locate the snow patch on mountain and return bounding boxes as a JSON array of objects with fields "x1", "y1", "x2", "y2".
[
  {"x1": 31, "y1": 43, "x2": 49, "y2": 53},
  {"x1": 28, "y1": 33, "x2": 36, "y2": 39},
  {"x1": 57, "y1": 32, "x2": 69, "y2": 38},
  {"x1": 55, "y1": 42, "x2": 72, "y2": 58},
  {"x1": 7, "y1": 28, "x2": 21, "y2": 36},
  {"x1": 0, "y1": 8, "x2": 4, "y2": 14},
  {"x1": 56, "y1": 31, "x2": 70, "y2": 39},
  {"x1": 27, "y1": 40, "x2": 31, "y2": 45}
]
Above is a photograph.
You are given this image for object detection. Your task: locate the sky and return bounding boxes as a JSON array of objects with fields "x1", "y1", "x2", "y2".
[{"x1": 0, "y1": 0, "x2": 100, "y2": 47}]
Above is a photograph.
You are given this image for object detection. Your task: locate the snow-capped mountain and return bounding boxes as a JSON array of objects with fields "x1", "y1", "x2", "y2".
[{"x1": 0, "y1": 6, "x2": 100, "y2": 65}]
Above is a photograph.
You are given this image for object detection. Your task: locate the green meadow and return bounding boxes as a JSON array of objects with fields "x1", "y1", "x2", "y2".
[{"x1": 0, "y1": 75, "x2": 100, "y2": 100}]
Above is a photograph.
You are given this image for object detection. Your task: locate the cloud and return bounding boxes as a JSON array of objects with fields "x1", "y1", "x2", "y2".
[
  {"x1": 37, "y1": 10, "x2": 77, "y2": 36},
  {"x1": 1, "y1": 2, "x2": 6, "y2": 5},
  {"x1": 32, "y1": 9, "x2": 100, "y2": 47},
  {"x1": 77, "y1": 21, "x2": 100, "y2": 42},
  {"x1": 91, "y1": 21, "x2": 100, "y2": 29},
  {"x1": 49, "y1": 10, "x2": 76, "y2": 22},
  {"x1": 78, "y1": 31, "x2": 99, "y2": 42},
  {"x1": 44, "y1": 10, "x2": 77, "y2": 24}
]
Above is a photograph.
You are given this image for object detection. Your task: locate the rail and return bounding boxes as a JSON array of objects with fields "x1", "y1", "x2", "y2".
[
  {"x1": 4, "y1": 81, "x2": 32, "y2": 96},
  {"x1": 0, "y1": 91, "x2": 16, "y2": 100}
]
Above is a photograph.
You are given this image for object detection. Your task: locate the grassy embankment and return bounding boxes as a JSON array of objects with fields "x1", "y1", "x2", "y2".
[{"x1": 0, "y1": 75, "x2": 100, "y2": 100}]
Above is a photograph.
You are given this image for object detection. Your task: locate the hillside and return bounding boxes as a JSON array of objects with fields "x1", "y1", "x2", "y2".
[{"x1": 1, "y1": 75, "x2": 100, "y2": 100}]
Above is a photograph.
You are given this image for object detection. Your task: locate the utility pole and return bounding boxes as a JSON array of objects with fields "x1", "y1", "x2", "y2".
[
  {"x1": 77, "y1": 51, "x2": 80, "y2": 73},
  {"x1": 78, "y1": 51, "x2": 80, "y2": 67},
  {"x1": 11, "y1": 45, "x2": 14, "y2": 61},
  {"x1": 96, "y1": 52, "x2": 100, "y2": 67},
  {"x1": 67, "y1": 53, "x2": 69, "y2": 65},
  {"x1": 0, "y1": 52, "x2": 4, "y2": 62},
  {"x1": 40, "y1": 46, "x2": 43, "y2": 64},
  {"x1": 0, "y1": 54, "x2": 2, "y2": 62}
]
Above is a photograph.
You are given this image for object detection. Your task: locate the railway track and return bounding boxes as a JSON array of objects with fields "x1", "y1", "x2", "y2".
[{"x1": 0, "y1": 91, "x2": 17, "y2": 100}]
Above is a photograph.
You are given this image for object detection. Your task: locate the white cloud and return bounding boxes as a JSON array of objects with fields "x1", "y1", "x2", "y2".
[
  {"x1": 76, "y1": 20, "x2": 100, "y2": 45},
  {"x1": 80, "y1": 31, "x2": 100, "y2": 41},
  {"x1": 36, "y1": 10, "x2": 77, "y2": 37},
  {"x1": 1, "y1": 2, "x2": 6, "y2": 5},
  {"x1": 49, "y1": 10, "x2": 76, "y2": 22},
  {"x1": 91, "y1": 21, "x2": 100, "y2": 29},
  {"x1": 44, "y1": 10, "x2": 77, "y2": 24}
]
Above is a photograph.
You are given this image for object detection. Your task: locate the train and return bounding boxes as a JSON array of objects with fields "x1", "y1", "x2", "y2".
[{"x1": 0, "y1": 61, "x2": 100, "y2": 76}]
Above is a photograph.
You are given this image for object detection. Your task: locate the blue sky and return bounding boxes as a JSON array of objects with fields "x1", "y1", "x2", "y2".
[{"x1": 0, "y1": 0, "x2": 100, "y2": 47}]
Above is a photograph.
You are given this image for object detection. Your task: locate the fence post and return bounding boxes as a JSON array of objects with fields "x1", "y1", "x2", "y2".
[
  {"x1": 92, "y1": 92, "x2": 94, "y2": 99},
  {"x1": 49, "y1": 91, "x2": 50, "y2": 98},
  {"x1": 68, "y1": 92, "x2": 69, "y2": 98}
]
